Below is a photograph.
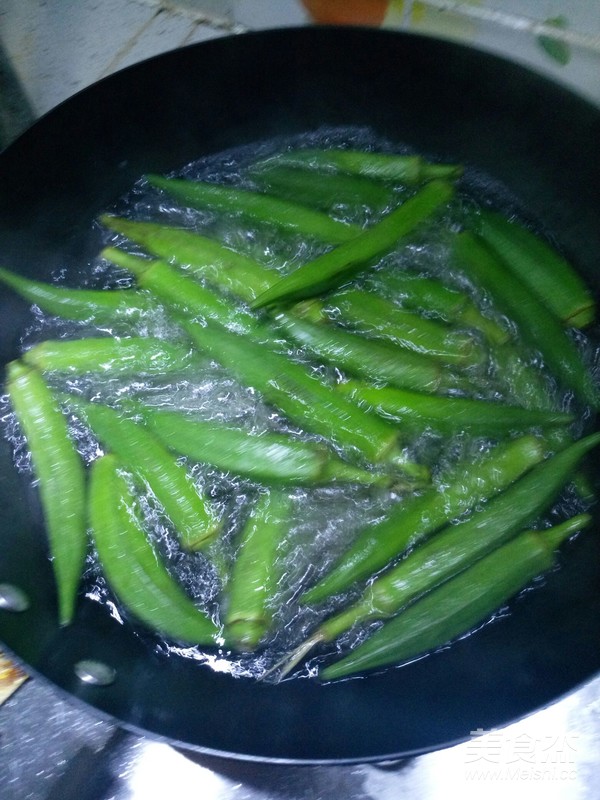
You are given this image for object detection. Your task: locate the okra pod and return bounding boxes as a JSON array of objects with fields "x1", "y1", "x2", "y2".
[
  {"x1": 136, "y1": 404, "x2": 385, "y2": 486},
  {"x1": 301, "y1": 434, "x2": 546, "y2": 603},
  {"x1": 337, "y1": 381, "x2": 574, "y2": 436},
  {"x1": 63, "y1": 394, "x2": 221, "y2": 551},
  {"x1": 6, "y1": 361, "x2": 87, "y2": 625},
  {"x1": 101, "y1": 247, "x2": 255, "y2": 332},
  {"x1": 315, "y1": 432, "x2": 600, "y2": 646},
  {"x1": 23, "y1": 336, "x2": 194, "y2": 376},
  {"x1": 224, "y1": 489, "x2": 293, "y2": 651},
  {"x1": 454, "y1": 232, "x2": 598, "y2": 407},
  {"x1": 248, "y1": 164, "x2": 394, "y2": 213},
  {"x1": 102, "y1": 219, "x2": 473, "y2": 361},
  {"x1": 179, "y1": 318, "x2": 404, "y2": 468},
  {"x1": 323, "y1": 288, "x2": 486, "y2": 367},
  {"x1": 146, "y1": 175, "x2": 363, "y2": 244},
  {"x1": 320, "y1": 514, "x2": 591, "y2": 679},
  {"x1": 100, "y1": 215, "x2": 275, "y2": 301},
  {"x1": 254, "y1": 149, "x2": 463, "y2": 183},
  {"x1": 478, "y1": 211, "x2": 595, "y2": 328},
  {"x1": 102, "y1": 222, "x2": 478, "y2": 388},
  {"x1": 0, "y1": 265, "x2": 152, "y2": 323},
  {"x1": 104, "y1": 247, "x2": 462, "y2": 396},
  {"x1": 251, "y1": 180, "x2": 455, "y2": 309},
  {"x1": 89, "y1": 454, "x2": 219, "y2": 644},
  {"x1": 273, "y1": 313, "x2": 466, "y2": 394},
  {"x1": 369, "y1": 269, "x2": 510, "y2": 346},
  {"x1": 490, "y1": 342, "x2": 558, "y2": 412}
]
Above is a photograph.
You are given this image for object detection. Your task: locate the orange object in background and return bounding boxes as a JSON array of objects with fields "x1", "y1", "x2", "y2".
[{"x1": 301, "y1": 0, "x2": 389, "y2": 26}]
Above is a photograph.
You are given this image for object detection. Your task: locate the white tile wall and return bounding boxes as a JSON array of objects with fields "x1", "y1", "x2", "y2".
[
  {"x1": 0, "y1": 0, "x2": 598, "y2": 123},
  {"x1": 0, "y1": 0, "x2": 234, "y2": 117}
]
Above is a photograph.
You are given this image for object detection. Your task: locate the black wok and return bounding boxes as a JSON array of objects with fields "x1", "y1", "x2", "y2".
[{"x1": 0, "y1": 26, "x2": 599, "y2": 764}]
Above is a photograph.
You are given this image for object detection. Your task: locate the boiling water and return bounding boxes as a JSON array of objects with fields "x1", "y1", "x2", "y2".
[{"x1": 2, "y1": 125, "x2": 599, "y2": 681}]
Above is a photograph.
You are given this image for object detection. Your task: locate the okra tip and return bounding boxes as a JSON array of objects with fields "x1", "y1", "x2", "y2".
[
  {"x1": 145, "y1": 174, "x2": 169, "y2": 191},
  {"x1": 98, "y1": 213, "x2": 132, "y2": 237},
  {"x1": 225, "y1": 618, "x2": 266, "y2": 652},
  {"x1": 6, "y1": 358, "x2": 33, "y2": 383},
  {"x1": 422, "y1": 162, "x2": 464, "y2": 182},
  {"x1": 180, "y1": 523, "x2": 222, "y2": 552},
  {"x1": 261, "y1": 632, "x2": 325, "y2": 682},
  {"x1": 543, "y1": 513, "x2": 592, "y2": 552},
  {"x1": 100, "y1": 246, "x2": 151, "y2": 277}
]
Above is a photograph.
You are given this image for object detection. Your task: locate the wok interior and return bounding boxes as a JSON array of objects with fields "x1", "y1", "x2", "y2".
[{"x1": 0, "y1": 27, "x2": 599, "y2": 763}]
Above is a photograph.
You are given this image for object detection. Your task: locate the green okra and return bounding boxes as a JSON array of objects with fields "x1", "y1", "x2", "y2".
[
  {"x1": 63, "y1": 394, "x2": 221, "y2": 551},
  {"x1": 101, "y1": 248, "x2": 457, "y2": 440},
  {"x1": 490, "y1": 342, "x2": 558, "y2": 412},
  {"x1": 308, "y1": 433, "x2": 600, "y2": 650},
  {"x1": 320, "y1": 513, "x2": 591, "y2": 679},
  {"x1": 0, "y1": 265, "x2": 152, "y2": 323},
  {"x1": 454, "y1": 232, "x2": 598, "y2": 407},
  {"x1": 146, "y1": 175, "x2": 363, "y2": 244},
  {"x1": 251, "y1": 180, "x2": 455, "y2": 309},
  {"x1": 248, "y1": 163, "x2": 395, "y2": 213},
  {"x1": 370, "y1": 269, "x2": 510, "y2": 346},
  {"x1": 253, "y1": 149, "x2": 463, "y2": 184},
  {"x1": 23, "y1": 336, "x2": 194, "y2": 376},
  {"x1": 101, "y1": 221, "x2": 483, "y2": 387},
  {"x1": 273, "y1": 313, "x2": 467, "y2": 394},
  {"x1": 136, "y1": 404, "x2": 385, "y2": 486},
  {"x1": 323, "y1": 288, "x2": 486, "y2": 367},
  {"x1": 101, "y1": 247, "x2": 255, "y2": 332},
  {"x1": 337, "y1": 381, "x2": 574, "y2": 436},
  {"x1": 301, "y1": 434, "x2": 547, "y2": 604},
  {"x1": 478, "y1": 211, "x2": 595, "y2": 328},
  {"x1": 179, "y1": 318, "x2": 408, "y2": 470},
  {"x1": 370, "y1": 270, "x2": 468, "y2": 316},
  {"x1": 224, "y1": 489, "x2": 293, "y2": 651},
  {"x1": 489, "y1": 342, "x2": 589, "y2": 491},
  {"x1": 89, "y1": 454, "x2": 219, "y2": 644},
  {"x1": 100, "y1": 216, "x2": 275, "y2": 301},
  {"x1": 6, "y1": 361, "x2": 87, "y2": 625}
]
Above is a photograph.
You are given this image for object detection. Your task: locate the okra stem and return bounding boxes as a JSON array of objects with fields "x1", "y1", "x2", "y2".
[
  {"x1": 251, "y1": 180, "x2": 455, "y2": 309},
  {"x1": 301, "y1": 434, "x2": 547, "y2": 604},
  {"x1": 6, "y1": 361, "x2": 87, "y2": 625},
  {"x1": 146, "y1": 175, "x2": 363, "y2": 244},
  {"x1": 320, "y1": 514, "x2": 591, "y2": 679},
  {"x1": 89, "y1": 454, "x2": 219, "y2": 644},
  {"x1": 478, "y1": 211, "x2": 595, "y2": 328}
]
